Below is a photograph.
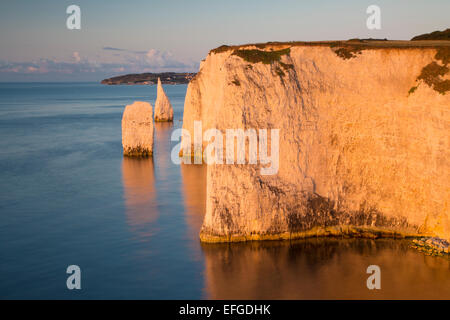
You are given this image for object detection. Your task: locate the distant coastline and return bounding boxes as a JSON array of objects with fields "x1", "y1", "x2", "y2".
[{"x1": 101, "y1": 72, "x2": 196, "y2": 85}]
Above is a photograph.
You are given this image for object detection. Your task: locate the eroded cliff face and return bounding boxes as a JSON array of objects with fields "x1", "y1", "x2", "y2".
[{"x1": 181, "y1": 42, "x2": 450, "y2": 242}]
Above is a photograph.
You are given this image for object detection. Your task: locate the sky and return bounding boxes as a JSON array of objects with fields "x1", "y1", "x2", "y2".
[{"x1": 0, "y1": 0, "x2": 449, "y2": 81}]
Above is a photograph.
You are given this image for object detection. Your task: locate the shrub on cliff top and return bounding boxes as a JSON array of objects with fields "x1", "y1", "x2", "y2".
[
  {"x1": 210, "y1": 45, "x2": 232, "y2": 54},
  {"x1": 334, "y1": 46, "x2": 363, "y2": 60},
  {"x1": 417, "y1": 62, "x2": 449, "y2": 84},
  {"x1": 411, "y1": 28, "x2": 450, "y2": 41},
  {"x1": 232, "y1": 48, "x2": 291, "y2": 65},
  {"x1": 435, "y1": 46, "x2": 450, "y2": 65},
  {"x1": 410, "y1": 47, "x2": 450, "y2": 95}
]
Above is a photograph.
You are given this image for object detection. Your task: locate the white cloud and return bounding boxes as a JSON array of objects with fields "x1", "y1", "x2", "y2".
[{"x1": 0, "y1": 47, "x2": 199, "y2": 81}]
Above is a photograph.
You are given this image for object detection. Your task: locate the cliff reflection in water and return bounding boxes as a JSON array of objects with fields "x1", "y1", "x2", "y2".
[
  {"x1": 202, "y1": 239, "x2": 450, "y2": 299},
  {"x1": 121, "y1": 121, "x2": 449, "y2": 299},
  {"x1": 181, "y1": 163, "x2": 207, "y2": 239},
  {"x1": 153, "y1": 122, "x2": 173, "y2": 181},
  {"x1": 122, "y1": 156, "x2": 158, "y2": 240}
]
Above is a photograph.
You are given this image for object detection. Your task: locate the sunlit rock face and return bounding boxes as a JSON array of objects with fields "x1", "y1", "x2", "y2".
[
  {"x1": 181, "y1": 43, "x2": 450, "y2": 242},
  {"x1": 154, "y1": 78, "x2": 174, "y2": 122},
  {"x1": 122, "y1": 101, "x2": 154, "y2": 156}
]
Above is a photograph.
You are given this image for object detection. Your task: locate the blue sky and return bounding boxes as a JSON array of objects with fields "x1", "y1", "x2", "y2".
[{"x1": 0, "y1": 0, "x2": 449, "y2": 81}]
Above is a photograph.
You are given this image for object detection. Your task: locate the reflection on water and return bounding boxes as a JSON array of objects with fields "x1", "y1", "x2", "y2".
[
  {"x1": 122, "y1": 144, "x2": 450, "y2": 299},
  {"x1": 154, "y1": 122, "x2": 173, "y2": 181},
  {"x1": 181, "y1": 163, "x2": 207, "y2": 239},
  {"x1": 181, "y1": 163, "x2": 207, "y2": 260},
  {"x1": 202, "y1": 239, "x2": 450, "y2": 299},
  {"x1": 2, "y1": 82, "x2": 448, "y2": 298},
  {"x1": 122, "y1": 156, "x2": 157, "y2": 240},
  {"x1": 120, "y1": 115, "x2": 450, "y2": 300}
]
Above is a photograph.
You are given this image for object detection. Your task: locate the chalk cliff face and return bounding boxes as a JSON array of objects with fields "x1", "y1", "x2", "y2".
[
  {"x1": 122, "y1": 101, "x2": 154, "y2": 156},
  {"x1": 154, "y1": 78, "x2": 174, "y2": 122},
  {"x1": 181, "y1": 42, "x2": 450, "y2": 241}
]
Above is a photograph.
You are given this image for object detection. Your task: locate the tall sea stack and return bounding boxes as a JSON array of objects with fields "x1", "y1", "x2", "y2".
[
  {"x1": 154, "y1": 78, "x2": 174, "y2": 122},
  {"x1": 122, "y1": 101, "x2": 154, "y2": 156}
]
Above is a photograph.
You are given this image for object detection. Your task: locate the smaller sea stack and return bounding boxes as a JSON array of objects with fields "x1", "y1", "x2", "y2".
[
  {"x1": 122, "y1": 101, "x2": 154, "y2": 156},
  {"x1": 154, "y1": 78, "x2": 174, "y2": 122}
]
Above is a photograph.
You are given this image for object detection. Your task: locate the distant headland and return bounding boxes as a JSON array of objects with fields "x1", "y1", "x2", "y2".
[{"x1": 101, "y1": 72, "x2": 196, "y2": 85}]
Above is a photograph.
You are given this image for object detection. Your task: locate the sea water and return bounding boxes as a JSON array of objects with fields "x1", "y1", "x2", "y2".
[{"x1": 0, "y1": 83, "x2": 449, "y2": 299}]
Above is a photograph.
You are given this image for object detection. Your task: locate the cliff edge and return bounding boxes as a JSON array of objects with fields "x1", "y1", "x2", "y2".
[{"x1": 181, "y1": 40, "x2": 450, "y2": 242}]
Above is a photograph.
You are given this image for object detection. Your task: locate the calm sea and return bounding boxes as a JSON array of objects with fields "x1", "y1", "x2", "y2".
[{"x1": 0, "y1": 82, "x2": 449, "y2": 299}]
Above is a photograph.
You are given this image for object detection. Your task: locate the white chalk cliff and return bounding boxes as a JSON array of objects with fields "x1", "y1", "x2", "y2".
[
  {"x1": 154, "y1": 78, "x2": 174, "y2": 122},
  {"x1": 122, "y1": 101, "x2": 154, "y2": 156},
  {"x1": 181, "y1": 41, "x2": 450, "y2": 242}
]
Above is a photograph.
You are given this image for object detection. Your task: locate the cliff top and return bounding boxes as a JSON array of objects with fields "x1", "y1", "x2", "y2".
[
  {"x1": 207, "y1": 39, "x2": 450, "y2": 95},
  {"x1": 210, "y1": 39, "x2": 450, "y2": 54}
]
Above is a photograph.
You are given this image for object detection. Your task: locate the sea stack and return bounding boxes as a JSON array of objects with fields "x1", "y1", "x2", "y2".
[
  {"x1": 154, "y1": 78, "x2": 174, "y2": 122},
  {"x1": 122, "y1": 101, "x2": 154, "y2": 156}
]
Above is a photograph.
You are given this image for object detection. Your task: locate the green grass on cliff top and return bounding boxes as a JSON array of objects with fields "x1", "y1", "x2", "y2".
[
  {"x1": 231, "y1": 48, "x2": 291, "y2": 64},
  {"x1": 210, "y1": 40, "x2": 450, "y2": 55}
]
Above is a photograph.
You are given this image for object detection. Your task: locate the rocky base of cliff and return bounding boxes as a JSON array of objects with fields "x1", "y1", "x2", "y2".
[
  {"x1": 200, "y1": 225, "x2": 426, "y2": 243},
  {"x1": 123, "y1": 146, "x2": 153, "y2": 157},
  {"x1": 411, "y1": 237, "x2": 450, "y2": 256}
]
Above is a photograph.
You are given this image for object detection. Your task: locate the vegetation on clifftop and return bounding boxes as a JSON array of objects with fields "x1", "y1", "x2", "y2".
[
  {"x1": 210, "y1": 37, "x2": 450, "y2": 93},
  {"x1": 412, "y1": 28, "x2": 450, "y2": 41},
  {"x1": 410, "y1": 47, "x2": 450, "y2": 95},
  {"x1": 232, "y1": 48, "x2": 291, "y2": 64},
  {"x1": 210, "y1": 40, "x2": 450, "y2": 56},
  {"x1": 230, "y1": 48, "x2": 294, "y2": 79},
  {"x1": 210, "y1": 45, "x2": 233, "y2": 54},
  {"x1": 333, "y1": 46, "x2": 363, "y2": 59}
]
